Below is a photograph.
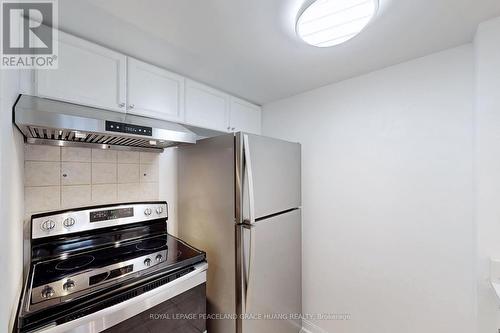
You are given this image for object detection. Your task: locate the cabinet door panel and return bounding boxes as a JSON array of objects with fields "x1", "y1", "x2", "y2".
[
  {"x1": 229, "y1": 97, "x2": 261, "y2": 134},
  {"x1": 37, "y1": 31, "x2": 126, "y2": 112},
  {"x1": 185, "y1": 80, "x2": 228, "y2": 132},
  {"x1": 127, "y1": 58, "x2": 184, "y2": 122}
]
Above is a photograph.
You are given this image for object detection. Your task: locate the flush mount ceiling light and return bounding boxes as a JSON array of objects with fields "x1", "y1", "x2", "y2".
[{"x1": 297, "y1": 0, "x2": 378, "y2": 47}]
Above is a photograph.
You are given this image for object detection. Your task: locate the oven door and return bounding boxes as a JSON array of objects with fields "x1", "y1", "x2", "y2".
[{"x1": 103, "y1": 283, "x2": 206, "y2": 333}]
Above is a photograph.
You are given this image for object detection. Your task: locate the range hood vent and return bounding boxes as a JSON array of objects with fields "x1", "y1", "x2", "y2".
[{"x1": 14, "y1": 95, "x2": 197, "y2": 152}]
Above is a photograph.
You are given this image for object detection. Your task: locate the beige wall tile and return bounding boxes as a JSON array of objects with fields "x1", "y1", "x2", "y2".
[
  {"x1": 117, "y1": 151, "x2": 140, "y2": 164},
  {"x1": 140, "y1": 152, "x2": 159, "y2": 164},
  {"x1": 25, "y1": 162, "x2": 60, "y2": 187},
  {"x1": 24, "y1": 146, "x2": 163, "y2": 214},
  {"x1": 62, "y1": 162, "x2": 91, "y2": 185},
  {"x1": 140, "y1": 182, "x2": 159, "y2": 201},
  {"x1": 92, "y1": 163, "x2": 117, "y2": 184},
  {"x1": 118, "y1": 164, "x2": 140, "y2": 183},
  {"x1": 62, "y1": 185, "x2": 91, "y2": 208},
  {"x1": 62, "y1": 147, "x2": 91, "y2": 162},
  {"x1": 25, "y1": 145, "x2": 60, "y2": 161},
  {"x1": 91, "y1": 184, "x2": 117, "y2": 204},
  {"x1": 92, "y1": 149, "x2": 117, "y2": 163},
  {"x1": 140, "y1": 164, "x2": 158, "y2": 183},
  {"x1": 25, "y1": 186, "x2": 60, "y2": 213},
  {"x1": 117, "y1": 183, "x2": 142, "y2": 202}
]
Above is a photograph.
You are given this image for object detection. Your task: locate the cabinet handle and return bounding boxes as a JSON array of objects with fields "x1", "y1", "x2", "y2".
[
  {"x1": 227, "y1": 126, "x2": 231, "y2": 131},
  {"x1": 232, "y1": 127, "x2": 235, "y2": 131},
  {"x1": 118, "y1": 102, "x2": 125, "y2": 108},
  {"x1": 129, "y1": 104, "x2": 135, "y2": 109}
]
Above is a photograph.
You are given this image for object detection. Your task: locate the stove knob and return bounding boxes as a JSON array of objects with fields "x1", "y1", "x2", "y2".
[
  {"x1": 144, "y1": 208, "x2": 152, "y2": 216},
  {"x1": 156, "y1": 207, "x2": 163, "y2": 215},
  {"x1": 63, "y1": 279, "x2": 75, "y2": 292},
  {"x1": 41, "y1": 220, "x2": 56, "y2": 232},
  {"x1": 155, "y1": 254, "x2": 163, "y2": 262},
  {"x1": 41, "y1": 286, "x2": 55, "y2": 299},
  {"x1": 63, "y1": 217, "x2": 75, "y2": 229},
  {"x1": 144, "y1": 258, "x2": 152, "y2": 266}
]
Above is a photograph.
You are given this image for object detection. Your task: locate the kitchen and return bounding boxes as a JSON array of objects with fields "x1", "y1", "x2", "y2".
[{"x1": 1, "y1": 0, "x2": 500, "y2": 332}]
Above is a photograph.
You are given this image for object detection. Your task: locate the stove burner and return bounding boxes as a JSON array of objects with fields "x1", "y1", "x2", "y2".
[
  {"x1": 136, "y1": 239, "x2": 168, "y2": 251},
  {"x1": 55, "y1": 255, "x2": 95, "y2": 271}
]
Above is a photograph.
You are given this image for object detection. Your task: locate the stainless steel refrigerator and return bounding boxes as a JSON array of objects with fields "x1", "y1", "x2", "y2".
[{"x1": 178, "y1": 132, "x2": 301, "y2": 333}]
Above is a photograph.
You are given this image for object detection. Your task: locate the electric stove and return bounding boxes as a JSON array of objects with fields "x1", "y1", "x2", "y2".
[{"x1": 15, "y1": 201, "x2": 207, "y2": 333}]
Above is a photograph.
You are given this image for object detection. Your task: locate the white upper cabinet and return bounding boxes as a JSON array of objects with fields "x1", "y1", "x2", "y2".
[
  {"x1": 29, "y1": 29, "x2": 261, "y2": 134},
  {"x1": 185, "y1": 80, "x2": 229, "y2": 132},
  {"x1": 229, "y1": 97, "x2": 262, "y2": 134},
  {"x1": 36, "y1": 31, "x2": 127, "y2": 112},
  {"x1": 127, "y1": 58, "x2": 185, "y2": 122}
]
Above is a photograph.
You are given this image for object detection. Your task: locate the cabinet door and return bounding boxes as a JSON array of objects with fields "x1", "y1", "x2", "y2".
[
  {"x1": 127, "y1": 58, "x2": 185, "y2": 122},
  {"x1": 185, "y1": 80, "x2": 229, "y2": 132},
  {"x1": 229, "y1": 97, "x2": 261, "y2": 134},
  {"x1": 37, "y1": 31, "x2": 127, "y2": 112}
]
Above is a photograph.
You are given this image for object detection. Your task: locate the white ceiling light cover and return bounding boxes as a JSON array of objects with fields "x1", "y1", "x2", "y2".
[{"x1": 297, "y1": 0, "x2": 378, "y2": 47}]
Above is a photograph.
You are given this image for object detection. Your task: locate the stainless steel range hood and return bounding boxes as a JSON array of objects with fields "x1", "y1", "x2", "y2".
[{"x1": 14, "y1": 95, "x2": 197, "y2": 152}]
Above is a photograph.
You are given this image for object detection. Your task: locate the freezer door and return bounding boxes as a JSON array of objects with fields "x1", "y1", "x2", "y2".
[
  {"x1": 237, "y1": 133, "x2": 301, "y2": 222},
  {"x1": 237, "y1": 209, "x2": 302, "y2": 333}
]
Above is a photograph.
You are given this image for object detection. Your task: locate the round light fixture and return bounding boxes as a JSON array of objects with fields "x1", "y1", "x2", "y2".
[{"x1": 297, "y1": 0, "x2": 378, "y2": 47}]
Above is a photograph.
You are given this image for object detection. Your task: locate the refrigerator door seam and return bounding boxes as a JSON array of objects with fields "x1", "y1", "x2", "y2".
[{"x1": 255, "y1": 208, "x2": 299, "y2": 222}]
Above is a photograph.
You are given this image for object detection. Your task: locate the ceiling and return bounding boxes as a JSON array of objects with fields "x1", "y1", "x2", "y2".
[{"x1": 58, "y1": 0, "x2": 500, "y2": 105}]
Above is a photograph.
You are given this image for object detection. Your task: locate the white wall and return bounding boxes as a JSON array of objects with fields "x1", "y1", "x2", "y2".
[
  {"x1": 262, "y1": 45, "x2": 476, "y2": 333},
  {"x1": 159, "y1": 147, "x2": 179, "y2": 236},
  {"x1": 0, "y1": 69, "x2": 24, "y2": 332},
  {"x1": 475, "y1": 16, "x2": 500, "y2": 333}
]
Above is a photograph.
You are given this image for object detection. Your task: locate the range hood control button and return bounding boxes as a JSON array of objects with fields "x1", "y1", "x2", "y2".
[
  {"x1": 156, "y1": 207, "x2": 163, "y2": 215},
  {"x1": 144, "y1": 258, "x2": 152, "y2": 266},
  {"x1": 144, "y1": 208, "x2": 152, "y2": 216}
]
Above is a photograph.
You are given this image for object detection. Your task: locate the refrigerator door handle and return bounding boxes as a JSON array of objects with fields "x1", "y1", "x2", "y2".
[
  {"x1": 241, "y1": 224, "x2": 256, "y2": 315},
  {"x1": 243, "y1": 134, "x2": 256, "y2": 224}
]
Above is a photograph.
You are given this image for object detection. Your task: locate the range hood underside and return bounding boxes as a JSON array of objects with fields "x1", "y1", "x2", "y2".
[
  {"x1": 14, "y1": 95, "x2": 199, "y2": 153},
  {"x1": 23, "y1": 127, "x2": 168, "y2": 153}
]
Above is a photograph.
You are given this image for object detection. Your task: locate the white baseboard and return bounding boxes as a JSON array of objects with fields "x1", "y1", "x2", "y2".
[{"x1": 300, "y1": 320, "x2": 329, "y2": 333}]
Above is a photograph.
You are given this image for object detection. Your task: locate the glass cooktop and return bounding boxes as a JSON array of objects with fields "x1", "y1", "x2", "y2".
[{"x1": 32, "y1": 234, "x2": 202, "y2": 288}]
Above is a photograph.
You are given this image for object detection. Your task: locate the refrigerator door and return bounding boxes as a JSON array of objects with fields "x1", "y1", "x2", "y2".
[
  {"x1": 178, "y1": 134, "x2": 237, "y2": 333},
  {"x1": 237, "y1": 209, "x2": 302, "y2": 333},
  {"x1": 237, "y1": 133, "x2": 301, "y2": 223}
]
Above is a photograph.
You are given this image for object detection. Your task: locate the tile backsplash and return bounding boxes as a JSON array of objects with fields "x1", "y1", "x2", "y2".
[{"x1": 24, "y1": 145, "x2": 160, "y2": 214}]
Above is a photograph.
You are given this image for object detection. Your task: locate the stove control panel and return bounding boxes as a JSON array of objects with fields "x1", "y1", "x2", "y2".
[
  {"x1": 31, "y1": 202, "x2": 168, "y2": 239},
  {"x1": 31, "y1": 249, "x2": 168, "y2": 304}
]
